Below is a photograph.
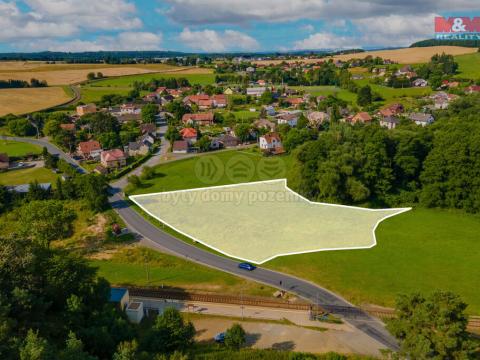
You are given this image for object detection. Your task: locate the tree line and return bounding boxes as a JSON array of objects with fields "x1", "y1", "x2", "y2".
[
  {"x1": 0, "y1": 78, "x2": 48, "y2": 89},
  {"x1": 287, "y1": 93, "x2": 480, "y2": 213}
]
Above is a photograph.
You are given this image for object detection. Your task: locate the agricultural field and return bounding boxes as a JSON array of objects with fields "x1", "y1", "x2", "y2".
[
  {"x1": 0, "y1": 61, "x2": 181, "y2": 85},
  {"x1": 130, "y1": 150, "x2": 480, "y2": 314},
  {"x1": 455, "y1": 52, "x2": 480, "y2": 79},
  {"x1": 253, "y1": 46, "x2": 477, "y2": 65},
  {"x1": 92, "y1": 70, "x2": 215, "y2": 87},
  {"x1": 91, "y1": 247, "x2": 274, "y2": 296},
  {"x1": 79, "y1": 85, "x2": 141, "y2": 103},
  {"x1": 131, "y1": 180, "x2": 409, "y2": 264},
  {"x1": 0, "y1": 140, "x2": 42, "y2": 157},
  {"x1": 0, "y1": 87, "x2": 72, "y2": 116},
  {"x1": 0, "y1": 166, "x2": 59, "y2": 186}
]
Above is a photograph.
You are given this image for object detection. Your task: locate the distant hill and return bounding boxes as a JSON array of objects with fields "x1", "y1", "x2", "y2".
[{"x1": 411, "y1": 39, "x2": 480, "y2": 48}]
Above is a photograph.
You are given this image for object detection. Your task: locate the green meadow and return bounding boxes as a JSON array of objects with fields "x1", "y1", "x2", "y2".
[
  {"x1": 93, "y1": 72, "x2": 216, "y2": 87},
  {"x1": 0, "y1": 140, "x2": 42, "y2": 157},
  {"x1": 455, "y1": 52, "x2": 480, "y2": 79},
  {"x1": 130, "y1": 150, "x2": 480, "y2": 314}
]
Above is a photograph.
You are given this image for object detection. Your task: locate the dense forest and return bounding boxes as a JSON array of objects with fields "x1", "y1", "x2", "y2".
[{"x1": 287, "y1": 93, "x2": 480, "y2": 213}]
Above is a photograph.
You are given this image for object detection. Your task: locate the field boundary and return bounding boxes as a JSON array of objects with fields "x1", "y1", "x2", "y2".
[{"x1": 130, "y1": 179, "x2": 411, "y2": 264}]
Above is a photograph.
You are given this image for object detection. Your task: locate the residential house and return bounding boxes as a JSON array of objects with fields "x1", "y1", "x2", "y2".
[
  {"x1": 379, "y1": 116, "x2": 400, "y2": 130},
  {"x1": 257, "y1": 79, "x2": 266, "y2": 86},
  {"x1": 246, "y1": 66, "x2": 255, "y2": 73},
  {"x1": 77, "y1": 140, "x2": 102, "y2": 159},
  {"x1": 180, "y1": 128, "x2": 198, "y2": 144},
  {"x1": 143, "y1": 93, "x2": 160, "y2": 103},
  {"x1": 120, "y1": 104, "x2": 141, "y2": 115},
  {"x1": 413, "y1": 78, "x2": 428, "y2": 87},
  {"x1": 224, "y1": 88, "x2": 234, "y2": 95},
  {"x1": 211, "y1": 134, "x2": 240, "y2": 149},
  {"x1": 198, "y1": 99, "x2": 213, "y2": 110},
  {"x1": 378, "y1": 103, "x2": 404, "y2": 117},
  {"x1": 183, "y1": 94, "x2": 210, "y2": 107},
  {"x1": 264, "y1": 105, "x2": 276, "y2": 116},
  {"x1": 100, "y1": 149, "x2": 127, "y2": 169},
  {"x1": 182, "y1": 113, "x2": 215, "y2": 126},
  {"x1": 284, "y1": 97, "x2": 304, "y2": 108},
  {"x1": 156, "y1": 87, "x2": 167, "y2": 94},
  {"x1": 140, "y1": 123, "x2": 157, "y2": 137},
  {"x1": 127, "y1": 141, "x2": 150, "y2": 157},
  {"x1": 276, "y1": 112, "x2": 300, "y2": 127},
  {"x1": 307, "y1": 111, "x2": 330, "y2": 127},
  {"x1": 172, "y1": 140, "x2": 188, "y2": 154},
  {"x1": 0, "y1": 153, "x2": 9, "y2": 170},
  {"x1": 60, "y1": 123, "x2": 75, "y2": 132},
  {"x1": 465, "y1": 85, "x2": 480, "y2": 94},
  {"x1": 350, "y1": 112, "x2": 372, "y2": 125},
  {"x1": 212, "y1": 94, "x2": 227, "y2": 108},
  {"x1": 395, "y1": 65, "x2": 413, "y2": 76},
  {"x1": 442, "y1": 80, "x2": 460, "y2": 89},
  {"x1": 409, "y1": 113, "x2": 434, "y2": 126},
  {"x1": 254, "y1": 119, "x2": 276, "y2": 132},
  {"x1": 259, "y1": 133, "x2": 284, "y2": 154},
  {"x1": 76, "y1": 104, "x2": 97, "y2": 116},
  {"x1": 167, "y1": 89, "x2": 183, "y2": 98},
  {"x1": 246, "y1": 87, "x2": 267, "y2": 97}
]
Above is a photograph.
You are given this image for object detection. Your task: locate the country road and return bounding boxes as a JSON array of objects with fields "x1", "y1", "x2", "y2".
[
  {"x1": 4, "y1": 134, "x2": 399, "y2": 351},
  {"x1": 108, "y1": 188, "x2": 399, "y2": 351}
]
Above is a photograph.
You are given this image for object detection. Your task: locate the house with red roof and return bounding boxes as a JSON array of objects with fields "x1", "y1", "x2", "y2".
[
  {"x1": 101, "y1": 149, "x2": 127, "y2": 169},
  {"x1": 466, "y1": 85, "x2": 480, "y2": 94},
  {"x1": 182, "y1": 113, "x2": 214, "y2": 126},
  {"x1": 212, "y1": 94, "x2": 227, "y2": 108},
  {"x1": 77, "y1": 140, "x2": 102, "y2": 159},
  {"x1": 350, "y1": 112, "x2": 372, "y2": 125},
  {"x1": 284, "y1": 97, "x2": 304, "y2": 108},
  {"x1": 180, "y1": 128, "x2": 198, "y2": 144},
  {"x1": 60, "y1": 123, "x2": 76, "y2": 132}
]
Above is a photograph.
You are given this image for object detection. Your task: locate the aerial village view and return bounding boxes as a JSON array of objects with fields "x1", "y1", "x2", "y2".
[{"x1": 0, "y1": 1, "x2": 479, "y2": 359}]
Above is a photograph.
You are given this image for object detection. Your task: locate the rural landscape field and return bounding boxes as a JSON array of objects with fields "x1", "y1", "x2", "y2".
[{"x1": 1, "y1": 3, "x2": 480, "y2": 359}]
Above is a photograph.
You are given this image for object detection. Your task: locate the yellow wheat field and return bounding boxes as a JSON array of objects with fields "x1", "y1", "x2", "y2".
[
  {"x1": 0, "y1": 87, "x2": 72, "y2": 116},
  {"x1": 253, "y1": 46, "x2": 477, "y2": 65},
  {"x1": 0, "y1": 63, "x2": 212, "y2": 85}
]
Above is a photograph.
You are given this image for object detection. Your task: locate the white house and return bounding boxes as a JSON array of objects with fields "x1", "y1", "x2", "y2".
[
  {"x1": 409, "y1": 113, "x2": 434, "y2": 126},
  {"x1": 259, "y1": 133, "x2": 282, "y2": 151},
  {"x1": 413, "y1": 78, "x2": 428, "y2": 87},
  {"x1": 247, "y1": 87, "x2": 267, "y2": 97},
  {"x1": 276, "y1": 111, "x2": 301, "y2": 127}
]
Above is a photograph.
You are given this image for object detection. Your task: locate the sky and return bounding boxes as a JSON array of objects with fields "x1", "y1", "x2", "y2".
[{"x1": 0, "y1": 0, "x2": 479, "y2": 53}]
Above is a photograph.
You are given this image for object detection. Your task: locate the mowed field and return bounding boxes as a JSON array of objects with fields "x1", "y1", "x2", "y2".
[
  {"x1": 131, "y1": 150, "x2": 480, "y2": 314},
  {"x1": 0, "y1": 87, "x2": 72, "y2": 116},
  {"x1": 0, "y1": 140, "x2": 42, "y2": 157},
  {"x1": 455, "y1": 52, "x2": 480, "y2": 79},
  {"x1": 0, "y1": 166, "x2": 59, "y2": 185},
  {"x1": 253, "y1": 46, "x2": 477, "y2": 65}
]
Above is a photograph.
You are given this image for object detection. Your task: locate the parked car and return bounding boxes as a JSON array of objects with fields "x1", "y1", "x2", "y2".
[
  {"x1": 238, "y1": 262, "x2": 256, "y2": 271},
  {"x1": 214, "y1": 332, "x2": 225, "y2": 343}
]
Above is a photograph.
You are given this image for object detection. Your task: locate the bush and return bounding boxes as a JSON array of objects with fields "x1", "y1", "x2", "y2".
[{"x1": 224, "y1": 323, "x2": 246, "y2": 350}]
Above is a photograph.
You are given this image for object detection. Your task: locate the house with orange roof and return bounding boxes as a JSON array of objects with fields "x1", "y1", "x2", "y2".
[
  {"x1": 350, "y1": 112, "x2": 372, "y2": 125},
  {"x1": 77, "y1": 140, "x2": 102, "y2": 159},
  {"x1": 180, "y1": 128, "x2": 198, "y2": 144}
]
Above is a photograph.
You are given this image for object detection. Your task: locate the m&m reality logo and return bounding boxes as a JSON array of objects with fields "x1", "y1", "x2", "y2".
[{"x1": 435, "y1": 17, "x2": 480, "y2": 40}]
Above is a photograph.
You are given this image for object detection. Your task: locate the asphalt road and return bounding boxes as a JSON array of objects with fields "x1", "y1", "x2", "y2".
[
  {"x1": 108, "y1": 190, "x2": 399, "y2": 351},
  {"x1": 0, "y1": 136, "x2": 86, "y2": 173}
]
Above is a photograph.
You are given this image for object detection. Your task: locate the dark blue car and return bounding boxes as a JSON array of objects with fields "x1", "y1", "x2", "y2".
[
  {"x1": 214, "y1": 332, "x2": 225, "y2": 343},
  {"x1": 238, "y1": 262, "x2": 256, "y2": 271}
]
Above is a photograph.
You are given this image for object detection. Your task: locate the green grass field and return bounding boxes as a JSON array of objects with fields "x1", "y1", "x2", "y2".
[
  {"x1": 455, "y1": 52, "x2": 480, "y2": 80},
  {"x1": 91, "y1": 247, "x2": 274, "y2": 296},
  {"x1": 266, "y1": 208, "x2": 480, "y2": 314},
  {"x1": 0, "y1": 166, "x2": 59, "y2": 185},
  {"x1": 130, "y1": 149, "x2": 293, "y2": 195},
  {"x1": 353, "y1": 79, "x2": 432, "y2": 104},
  {"x1": 130, "y1": 150, "x2": 480, "y2": 314},
  {"x1": 93, "y1": 73, "x2": 216, "y2": 87},
  {"x1": 0, "y1": 140, "x2": 42, "y2": 157},
  {"x1": 79, "y1": 86, "x2": 137, "y2": 103}
]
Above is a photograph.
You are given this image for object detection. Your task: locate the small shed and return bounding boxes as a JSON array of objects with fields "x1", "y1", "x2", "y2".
[
  {"x1": 126, "y1": 302, "x2": 144, "y2": 324},
  {"x1": 109, "y1": 288, "x2": 130, "y2": 310}
]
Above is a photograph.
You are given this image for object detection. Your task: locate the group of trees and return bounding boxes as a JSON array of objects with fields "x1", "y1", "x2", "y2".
[
  {"x1": 133, "y1": 77, "x2": 191, "y2": 93},
  {"x1": 0, "y1": 78, "x2": 47, "y2": 89},
  {"x1": 287, "y1": 93, "x2": 480, "y2": 212},
  {"x1": 417, "y1": 53, "x2": 459, "y2": 89}
]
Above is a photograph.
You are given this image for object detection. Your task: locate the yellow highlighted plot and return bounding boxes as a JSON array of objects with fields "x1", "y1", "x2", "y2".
[{"x1": 131, "y1": 180, "x2": 410, "y2": 264}]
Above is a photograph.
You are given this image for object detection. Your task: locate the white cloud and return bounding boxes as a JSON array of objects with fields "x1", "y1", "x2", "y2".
[
  {"x1": 293, "y1": 33, "x2": 360, "y2": 51},
  {"x1": 164, "y1": 0, "x2": 479, "y2": 24},
  {"x1": 300, "y1": 24, "x2": 315, "y2": 33},
  {"x1": 0, "y1": 0, "x2": 142, "y2": 43},
  {"x1": 21, "y1": 32, "x2": 163, "y2": 52},
  {"x1": 179, "y1": 28, "x2": 259, "y2": 52}
]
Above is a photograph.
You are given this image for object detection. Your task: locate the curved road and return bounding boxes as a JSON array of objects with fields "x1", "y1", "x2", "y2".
[
  {"x1": 5, "y1": 135, "x2": 398, "y2": 350},
  {"x1": 108, "y1": 189, "x2": 399, "y2": 351}
]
